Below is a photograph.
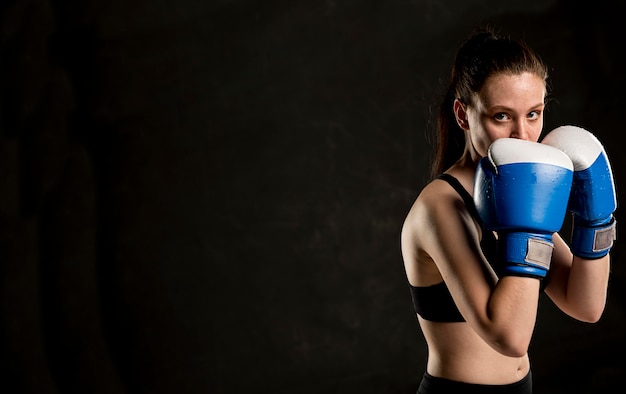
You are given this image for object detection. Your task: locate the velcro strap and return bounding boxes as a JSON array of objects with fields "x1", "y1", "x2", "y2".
[
  {"x1": 592, "y1": 219, "x2": 617, "y2": 252},
  {"x1": 571, "y1": 218, "x2": 617, "y2": 259},
  {"x1": 525, "y1": 238, "x2": 554, "y2": 269}
]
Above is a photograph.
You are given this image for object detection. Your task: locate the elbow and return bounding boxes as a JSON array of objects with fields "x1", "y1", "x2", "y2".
[
  {"x1": 491, "y1": 330, "x2": 531, "y2": 358},
  {"x1": 567, "y1": 301, "x2": 606, "y2": 323},
  {"x1": 495, "y1": 340, "x2": 529, "y2": 358},
  {"x1": 576, "y1": 308, "x2": 604, "y2": 323}
]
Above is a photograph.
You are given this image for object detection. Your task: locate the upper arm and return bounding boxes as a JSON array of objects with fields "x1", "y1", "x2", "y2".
[{"x1": 416, "y1": 186, "x2": 496, "y2": 325}]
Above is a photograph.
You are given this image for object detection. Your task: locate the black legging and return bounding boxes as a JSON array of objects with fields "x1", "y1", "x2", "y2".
[{"x1": 417, "y1": 371, "x2": 532, "y2": 394}]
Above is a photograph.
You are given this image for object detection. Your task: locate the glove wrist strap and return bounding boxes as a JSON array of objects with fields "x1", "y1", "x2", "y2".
[
  {"x1": 571, "y1": 216, "x2": 617, "y2": 259},
  {"x1": 497, "y1": 233, "x2": 554, "y2": 279}
]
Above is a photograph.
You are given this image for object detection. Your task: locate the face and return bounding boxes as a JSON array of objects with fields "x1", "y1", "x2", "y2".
[{"x1": 454, "y1": 71, "x2": 546, "y2": 159}]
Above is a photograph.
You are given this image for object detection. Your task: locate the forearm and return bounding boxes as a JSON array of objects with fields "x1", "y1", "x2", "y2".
[
  {"x1": 484, "y1": 276, "x2": 540, "y2": 356},
  {"x1": 564, "y1": 255, "x2": 610, "y2": 322}
]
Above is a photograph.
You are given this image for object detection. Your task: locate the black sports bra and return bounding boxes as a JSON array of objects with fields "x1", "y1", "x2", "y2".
[{"x1": 409, "y1": 173, "x2": 497, "y2": 322}]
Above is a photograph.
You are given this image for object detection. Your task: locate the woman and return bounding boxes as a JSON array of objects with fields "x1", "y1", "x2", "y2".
[{"x1": 401, "y1": 27, "x2": 615, "y2": 393}]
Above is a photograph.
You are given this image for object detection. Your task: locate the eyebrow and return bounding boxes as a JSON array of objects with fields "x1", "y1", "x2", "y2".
[{"x1": 487, "y1": 102, "x2": 545, "y2": 112}]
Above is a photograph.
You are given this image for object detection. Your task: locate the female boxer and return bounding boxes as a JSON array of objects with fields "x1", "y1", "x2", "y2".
[{"x1": 401, "y1": 27, "x2": 616, "y2": 393}]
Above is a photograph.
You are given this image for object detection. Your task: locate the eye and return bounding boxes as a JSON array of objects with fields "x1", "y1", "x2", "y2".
[
  {"x1": 527, "y1": 110, "x2": 541, "y2": 120},
  {"x1": 493, "y1": 113, "x2": 510, "y2": 121}
]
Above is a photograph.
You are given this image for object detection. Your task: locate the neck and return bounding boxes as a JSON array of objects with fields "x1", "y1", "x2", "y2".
[{"x1": 455, "y1": 150, "x2": 480, "y2": 172}]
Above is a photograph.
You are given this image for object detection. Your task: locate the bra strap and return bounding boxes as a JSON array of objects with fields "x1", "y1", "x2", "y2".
[{"x1": 436, "y1": 173, "x2": 482, "y2": 224}]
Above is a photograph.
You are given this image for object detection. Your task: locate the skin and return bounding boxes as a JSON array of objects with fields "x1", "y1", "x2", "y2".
[{"x1": 401, "y1": 72, "x2": 610, "y2": 384}]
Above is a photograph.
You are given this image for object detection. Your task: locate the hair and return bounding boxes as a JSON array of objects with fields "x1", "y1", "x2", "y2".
[{"x1": 429, "y1": 27, "x2": 550, "y2": 179}]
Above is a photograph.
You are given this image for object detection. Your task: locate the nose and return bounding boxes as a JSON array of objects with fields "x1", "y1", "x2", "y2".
[{"x1": 510, "y1": 119, "x2": 529, "y2": 140}]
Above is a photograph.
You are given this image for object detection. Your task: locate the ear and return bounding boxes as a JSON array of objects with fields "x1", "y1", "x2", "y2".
[{"x1": 453, "y1": 99, "x2": 469, "y2": 131}]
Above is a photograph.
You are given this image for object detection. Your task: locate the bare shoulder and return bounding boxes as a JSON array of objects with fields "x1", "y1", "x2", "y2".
[
  {"x1": 402, "y1": 177, "x2": 473, "y2": 284},
  {"x1": 403, "y1": 172, "x2": 482, "y2": 253},
  {"x1": 405, "y1": 177, "x2": 466, "y2": 231}
]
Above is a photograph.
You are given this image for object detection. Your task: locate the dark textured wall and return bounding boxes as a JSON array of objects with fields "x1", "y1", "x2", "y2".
[{"x1": 1, "y1": 1, "x2": 625, "y2": 393}]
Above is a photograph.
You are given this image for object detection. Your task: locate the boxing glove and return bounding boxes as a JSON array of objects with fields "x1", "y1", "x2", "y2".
[
  {"x1": 474, "y1": 138, "x2": 574, "y2": 279},
  {"x1": 542, "y1": 125, "x2": 617, "y2": 259}
]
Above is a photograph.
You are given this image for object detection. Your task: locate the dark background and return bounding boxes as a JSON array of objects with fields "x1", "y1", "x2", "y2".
[{"x1": 1, "y1": 0, "x2": 625, "y2": 393}]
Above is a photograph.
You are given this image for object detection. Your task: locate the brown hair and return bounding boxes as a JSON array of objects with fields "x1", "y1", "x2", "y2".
[{"x1": 430, "y1": 27, "x2": 549, "y2": 179}]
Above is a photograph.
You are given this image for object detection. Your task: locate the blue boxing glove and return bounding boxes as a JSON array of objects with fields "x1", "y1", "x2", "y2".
[
  {"x1": 474, "y1": 138, "x2": 574, "y2": 279},
  {"x1": 542, "y1": 125, "x2": 617, "y2": 259}
]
